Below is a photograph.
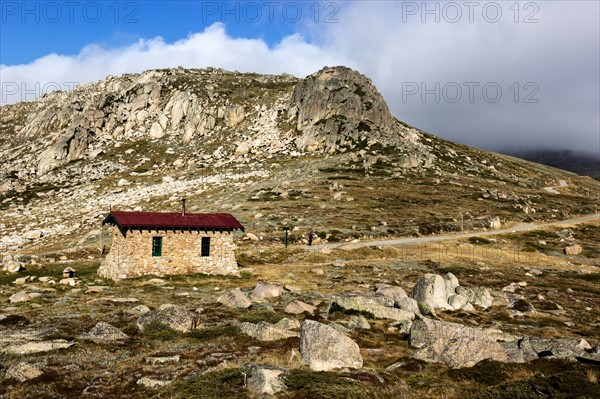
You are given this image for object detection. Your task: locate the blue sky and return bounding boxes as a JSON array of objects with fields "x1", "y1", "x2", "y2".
[
  {"x1": 1, "y1": 1, "x2": 598, "y2": 155},
  {"x1": 1, "y1": 1, "x2": 325, "y2": 64}
]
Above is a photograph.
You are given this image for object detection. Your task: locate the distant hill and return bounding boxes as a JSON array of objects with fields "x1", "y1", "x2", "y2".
[{"x1": 503, "y1": 149, "x2": 599, "y2": 180}]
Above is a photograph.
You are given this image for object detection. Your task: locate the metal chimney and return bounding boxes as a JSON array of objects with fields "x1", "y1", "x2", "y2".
[{"x1": 181, "y1": 198, "x2": 186, "y2": 216}]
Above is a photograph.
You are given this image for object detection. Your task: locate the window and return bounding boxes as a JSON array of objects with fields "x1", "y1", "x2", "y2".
[
  {"x1": 201, "y1": 237, "x2": 210, "y2": 257},
  {"x1": 152, "y1": 237, "x2": 162, "y2": 257}
]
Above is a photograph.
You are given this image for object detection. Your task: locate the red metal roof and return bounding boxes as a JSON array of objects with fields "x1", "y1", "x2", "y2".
[{"x1": 103, "y1": 211, "x2": 244, "y2": 231}]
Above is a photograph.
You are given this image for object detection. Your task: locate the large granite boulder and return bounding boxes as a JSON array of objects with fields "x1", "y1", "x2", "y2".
[
  {"x1": 300, "y1": 320, "x2": 363, "y2": 371},
  {"x1": 412, "y1": 274, "x2": 453, "y2": 310}
]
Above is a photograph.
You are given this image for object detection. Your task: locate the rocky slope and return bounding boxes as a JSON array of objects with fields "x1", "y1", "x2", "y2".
[{"x1": 0, "y1": 66, "x2": 598, "y2": 256}]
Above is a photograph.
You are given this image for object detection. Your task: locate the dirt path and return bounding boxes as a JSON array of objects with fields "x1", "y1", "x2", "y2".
[{"x1": 311, "y1": 214, "x2": 599, "y2": 251}]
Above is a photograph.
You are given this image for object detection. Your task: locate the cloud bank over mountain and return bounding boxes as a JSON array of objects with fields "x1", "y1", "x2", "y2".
[{"x1": 1, "y1": 1, "x2": 598, "y2": 155}]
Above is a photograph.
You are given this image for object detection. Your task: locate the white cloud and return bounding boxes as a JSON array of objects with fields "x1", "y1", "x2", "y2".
[
  {"x1": 0, "y1": 23, "x2": 346, "y2": 104},
  {"x1": 1, "y1": 1, "x2": 598, "y2": 155}
]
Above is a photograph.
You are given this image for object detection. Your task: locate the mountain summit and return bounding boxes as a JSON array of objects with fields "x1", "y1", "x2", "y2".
[{"x1": 0, "y1": 66, "x2": 598, "y2": 251}]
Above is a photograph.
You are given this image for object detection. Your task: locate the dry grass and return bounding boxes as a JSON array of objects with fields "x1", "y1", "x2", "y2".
[{"x1": 2, "y1": 227, "x2": 599, "y2": 398}]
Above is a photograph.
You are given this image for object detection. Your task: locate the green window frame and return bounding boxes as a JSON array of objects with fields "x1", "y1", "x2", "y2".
[
  {"x1": 152, "y1": 237, "x2": 162, "y2": 257},
  {"x1": 201, "y1": 237, "x2": 210, "y2": 257}
]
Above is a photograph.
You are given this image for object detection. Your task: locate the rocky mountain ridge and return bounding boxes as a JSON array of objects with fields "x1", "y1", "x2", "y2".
[{"x1": 0, "y1": 66, "x2": 598, "y2": 255}]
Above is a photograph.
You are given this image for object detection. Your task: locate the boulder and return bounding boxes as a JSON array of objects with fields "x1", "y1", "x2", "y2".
[
  {"x1": 1, "y1": 340, "x2": 74, "y2": 355},
  {"x1": 126, "y1": 305, "x2": 151, "y2": 316},
  {"x1": 252, "y1": 282, "x2": 283, "y2": 299},
  {"x1": 329, "y1": 293, "x2": 414, "y2": 322},
  {"x1": 149, "y1": 122, "x2": 165, "y2": 139},
  {"x1": 6, "y1": 261, "x2": 25, "y2": 273},
  {"x1": 217, "y1": 288, "x2": 252, "y2": 309},
  {"x1": 564, "y1": 244, "x2": 582, "y2": 255},
  {"x1": 59, "y1": 278, "x2": 78, "y2": 287},
  {"x1": 375, "y1": 285, "x2": 408, "y2": 303},
  {"x1": 13, "y1": 276, "x2": 31, "y2": 285},
  {"x1": 471, "y1": 288, "x2": 493, "y2": 309},
  {"x1": 455, "y1": 286, "x2": 474, "y2": 301},
  {"x1": 300, "y1": 320, "x2": 363, "y2": 371},
  {"x1": 412, "y1": 274, "x2": 453, "y2": 310},
  {"x1": 346, "y1": 315, "x2": 371, "y2": 330},
  {"x1": 488, "y1": 216, "x2": 502, "y2": 229},
  {"x1": 239, "y1": 322, "x2": 299, "y2": 341},
  {"x1": 395, "y1": 297, "x2": 421, "y2": 315},
  {"x1": 273, "y1": 318, "x2": 301, "y2": 330},
  {"x1": 447, "y1": 294, "x2": 469, "y2": 310},
  {"x1": 247, "y1": 366, "x2": 286, "y2": 396},
  {"x1": 443, "y1": 273, "x2": 460, "y2": 299},
  {"x1": 285, "y1": 300, "x2": 316, "y2": 315},
  {"x1": 501, "y1": 336, "x2": 591, "y2": 363},
  {"x1": 22, "y1": 230, "x2": 43, "y2": 239},
  {"x1": 9, "y1": 291, "x2": 32, "y2": 303},
  {"x1": 137, "y1": 304, "x2": 201, "y2": 333},
  {"x1": 145, "y1": 355, "x2": 180, "y2": 365},
  {"x1": 409, "y1": 318, "x2": 512, "y2": 368},
  {"x1": 5, "y1": 363, "x2": 43, "y2": 382},
  {"x1": 79, "y1": 322, "x2": 129, "y2": 343},
  {"x1": 510, "y1": 299, "x2": 535, "y2": 312},
  {"x1": 235, "y1": 142, "x2": 251, "y2": 156}
]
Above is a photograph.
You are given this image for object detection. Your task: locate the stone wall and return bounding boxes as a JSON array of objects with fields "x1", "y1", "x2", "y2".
[{"x1": 97, "y1": 227, "x2": 239, "y2": 280}]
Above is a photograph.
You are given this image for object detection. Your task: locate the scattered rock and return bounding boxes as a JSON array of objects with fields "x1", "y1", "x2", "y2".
[
  {"x1": 1, "y1": 340, "x2": 74, "y2": 355},
  {"x1": 511, "y1": 299, "x2": 536, "y2": 312},
  {"x1": 273, "y1": 318, "x2": 301, "y2": 330},
  {"x1": 284, "y1": 284, "x2": 302, "y2": 293},
  {"x1": 85, "y1": 286, "x2": 105, "y2": 294},
  {"x1": 137, "y1": 377, "x2": 172, "y2": 388},
  {"x1": 346, "y1": 315, "x2": 371, "y2": 330},
  {"x1": 5, "y1": 363, "x2": 43, "y2": 382},
  {"x1": 9, "y1": 291, "x2": 32, "y2": 303},
  {"x1": 471, "y1": 288, "x2": 493, "y2": 309},
  {"x1": 145, "y1": 355, "x2": 180, "y2": 365},
  {"x1": 284, "y1": 300, "x2": 316, "y2": 315},
  {"x1": 329, "y1": 293, "x2": 415, "y2": 322},
  {"x1": 395, "y1": 297, "x2": 421, "y2": 314},
  {"x1": 412, "y1": 274, "x2": 453, "y2": 310},
  {"x1": 447, "y1": 294, "x2": 469, "y2": 310},
  {"x1": 22, "y1": 230, "x2": 43, "y2": 239},
  {"x1": 13, "y1": 276, "x2": 31, "y2": 285},
  {"x1": 5, "y1": 261, "x2": 25, "y2": 273},
  {"x1": 300, "y1": 320, "x2": 363, "y2": 371},
  {"x1": 252, "y1": 282, "x2": 283, "y2": 299},
  {"x1": 455, "y1": 286, "x2": 474, "y2": 301},
  {"x1": 137, "y1": 304, "x2": 201, "y2": 333},
  {"x1": 488, "y1": 217, "x2": 502, "y2": 229},
  {"x1": 239, "y1": 321, "x2": 299, "y2": 341},
  {"x1": 443, "y1": 273, "x2": 460, "y2": 298},
  {"x1": 59, "y1": 278, "x2": 78, "y2": 287},
  {"x1": 79, "y1": 322, "x2": 129, "y2": 343},
  {"x1": 247, "y1": 365, "x2": 286, "y2": 396},
  {"x1": 409, "y1": 318, "x2": 513, "y2": 368},
  {"x1": 375, "y1": 285, "x2": 408, "y2": 303},
  {"x1": 217, "y1": 288, "x2": 252, "y2": 309},
  {"x1": 564, "y1": 244, "x2": 582, "y2": 255}
]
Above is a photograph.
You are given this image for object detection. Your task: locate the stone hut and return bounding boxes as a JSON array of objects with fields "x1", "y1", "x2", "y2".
[{"x1": 97, "y1": 203, "x2": 244, "y2": 281}]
